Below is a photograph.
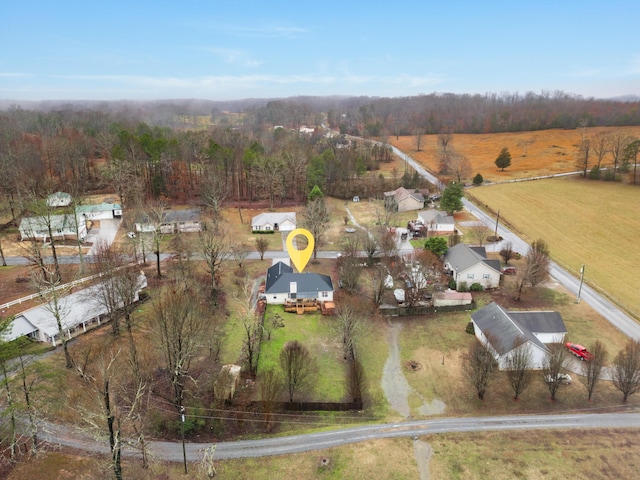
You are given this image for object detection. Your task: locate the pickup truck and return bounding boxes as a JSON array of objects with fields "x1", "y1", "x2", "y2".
[{"x1": 565, "y1": 342, "x2": 594, "y2": 361}]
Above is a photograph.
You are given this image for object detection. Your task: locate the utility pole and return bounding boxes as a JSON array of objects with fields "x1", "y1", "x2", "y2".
[
  {"x1": 181, "y1": 406, "x2": 187, "y2": 474},
  {"x1": 576, "y1": 264, "x2": 585, "y2": 303},
  {"x1": 494, "y1": 209, "x2": 500, "y2": 239}
]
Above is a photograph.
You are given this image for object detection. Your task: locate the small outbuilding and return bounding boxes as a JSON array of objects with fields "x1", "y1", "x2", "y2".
[{"x1": 46, "y1": 192, "x2": 72, "y2": 207}]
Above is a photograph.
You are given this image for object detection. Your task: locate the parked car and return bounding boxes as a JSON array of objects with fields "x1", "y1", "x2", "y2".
[
  {"x1": 565, "y1": 342, "x2": 594, "y2": 361},
  {"x1": 502, "y1": 267, "x2": 516, "y2": 275},
  {"x1": 544, "y1": 373, "x2": 572, "y2": 385}
]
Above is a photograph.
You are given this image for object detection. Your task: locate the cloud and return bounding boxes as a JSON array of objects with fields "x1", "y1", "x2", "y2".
[
  {"x1": 0, "y1": 72, "x2": 31, "y2": 77},
  {"x1": 202, "y1": 47, "x2": 263, "y2": 67}
]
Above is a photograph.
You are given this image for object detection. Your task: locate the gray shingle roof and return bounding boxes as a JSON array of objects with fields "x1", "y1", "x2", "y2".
[
  {"x1": 265, "y1": 261, "x2": 333, "y2": 295},
  {"x1": 471, "y1": 302, "x2": 567, "y2": 355},
  {"x1": 444, "y1": 243, "x2": 501, "y2": 274}
]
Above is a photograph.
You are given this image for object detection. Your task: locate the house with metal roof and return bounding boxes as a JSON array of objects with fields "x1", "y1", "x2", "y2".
[
  {"x1": 19, "y1": 214, "x2": 87, "y2": 242},
  {"x1": 471, "y1": 302, "x2": 568, "y2": 369},
  {"x1": 443, "y1": 243, "x2": 502, "y2": 290},
  {"x1": 3, "y1": 274, "x2": 146, "y2": 346},
  {"x1": 46, "y1": 191, "x2": 72, "y2": 207},
  {"x1": 264, "y1": 261, "x2": 333, "y2": 304}
]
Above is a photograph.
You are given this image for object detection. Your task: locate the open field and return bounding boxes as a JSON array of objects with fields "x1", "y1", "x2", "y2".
[
  {"x1": 467, "y1": 176, "x2": 640, "y2": 318},
  {"x1": 5, "y1": 425, "x2": 640, "y2": 480},
  {"x1": 388, "y1": 126, "x2": 640, "y2": 184}
]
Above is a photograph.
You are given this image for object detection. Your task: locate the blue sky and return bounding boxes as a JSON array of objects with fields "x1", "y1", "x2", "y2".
[{"x1": 2, "y1": 1, "x2": 639, "y2": 101}]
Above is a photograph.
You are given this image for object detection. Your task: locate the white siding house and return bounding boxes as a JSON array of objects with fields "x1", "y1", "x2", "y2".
[
  {"x1": 251, "y1": 212, "x2": 297, "y2": 232},
  {"x1": 264, "y1": 261, "x2": 333, "y2": 304},
  {"x1": 471, "y1": 302, "x2": 568, "y2": 369},
  {"x1": 443, "y1": 243, "x2": 501, "y2": 290}
]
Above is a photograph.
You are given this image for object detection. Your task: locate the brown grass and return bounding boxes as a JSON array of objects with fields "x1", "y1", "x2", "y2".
[
  {"x1": 388, "y1": 126, "x2": 640, "y2": 183},
  {"x1": 467, "y1": 176, "x2": 640, "y2": 318}
]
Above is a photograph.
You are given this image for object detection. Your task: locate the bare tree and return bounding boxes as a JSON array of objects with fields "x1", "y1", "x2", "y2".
[
  {"x1": 612, "y1": 339, "x2": 640, "y2": 403},
  {"x1": 468, "y1": 223, "x2": 492, "y2": 247},
  {"x1": 370, "y1": 265, "x2": 387, "y2": 306},
  {"x1": 448, "y1": 152, "x2": 472, "y2": 183},
  {"x1": 499, "y1": 242, "x2": 515, "y2": 265},
  {"x1": 201, "y1": 169, "x2": 228, "y2": 228},
  {"x1": 34, "y1": 272, "x2": 74, "y2": 368},
  {"x1": 461, "y1": 339, "x2": 498, "y2": 400},
  {"x1": 231, "y1": 244, "x2": 250, "y2": 270},
  {"x1": 151, "y1": 282, "x2": 209, "y2": 411},
  {"x1": 517, "y1": 138, "x2": 535, "y2": 157},
  {"x1": 302, "y1": 196, "x2": 330, "y2": 260},
  {"x1": 279, "y1": 340, "x2": 315, "y2": 402},
  {"x1": 345, "y1": 358, "x2": 367, "y2": 404},
  {"x1": 259, "y1": 368, "x2": 282, "y2": 431},
  {"x1": 515, "y1": 239, "x2": 550, "y2": 300},
  {"x1": 575, "y1": 137, "x2": 591, "y2": 177},
  {"x1": 582, "y1": 340, "x2": 607, "y2": 401},
  {"x1": 198, "y1": 226, "x2": 231, "y2": 297},
  {"x1": 255, "y1": 236, "x2": 269, "y2": 261},
  {"x1": 437, "y1": 132, "x2": 454, "y2": 174},
  {"x1": 338, "y1": 235, "x2": 362, "y2": 293},
  {"x1": 542, "y1": 343, "x2": 568, "y2": 401},
  {"x1": 145, "y1": 203, "x2": 167, "y2": 279},
  {"x1": 361, "y1": 232, "x2": 379, "y2": 267},
  {"x1": 505, "y1": 342, "x2": 534, "y2": 400},
  {"x1": 333, "y1": 304, "x2": 368, "y2": 361}
]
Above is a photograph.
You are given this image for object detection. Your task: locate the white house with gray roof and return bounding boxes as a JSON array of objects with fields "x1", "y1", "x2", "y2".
[
  {"x1": 3, "y1": 274, "x2": 146, "y2": 346},
  {"x1": 251, "y1": 212, "x2": 297, "y2": 232},
  {"x1": 417, "y1": 209, "x2": 455, "y2": 233},
  {"x1": 443, "y1": 243, "x2": 501, "y2": 290},
  {"x1": 264, "y1": 261, "x2": 333, "y2": 304},
  {"x1": 471, "y1": 302, "x2": 568, "y2": 369}
]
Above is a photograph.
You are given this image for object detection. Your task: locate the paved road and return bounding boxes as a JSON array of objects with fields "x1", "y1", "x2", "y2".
[
  {"x1": 392, "y1": 145, "x2": 640, "y2": 341},
  {"x1": 38, "y1": 411, "x2": 640, "y2": 461}
]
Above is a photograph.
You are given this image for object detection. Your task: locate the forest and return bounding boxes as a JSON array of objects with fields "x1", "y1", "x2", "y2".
[{"x1": 1, "y1": 90, "x2": 639, "y2": 222}]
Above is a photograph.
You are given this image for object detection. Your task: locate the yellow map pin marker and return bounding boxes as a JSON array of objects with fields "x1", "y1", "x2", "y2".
[{"x1": 286, "y1": 228, "x2": 315, "y2": 272}]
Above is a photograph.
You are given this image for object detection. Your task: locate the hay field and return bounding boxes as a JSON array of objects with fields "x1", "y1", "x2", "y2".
[
  {"x1": 468, "y1": 177, "x2": 640, "y2": 317},
  {"x1": 388, "y1": 126, "x2": 640, "y2": 183}
]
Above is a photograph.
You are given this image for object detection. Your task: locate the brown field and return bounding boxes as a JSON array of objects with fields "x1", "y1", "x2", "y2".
[
  {"x1": 388, "y1": 126, "x2": 640, "y2": 183},
  {"x1": 467, "y1": 176, "x2": 640, "y2": 318}
]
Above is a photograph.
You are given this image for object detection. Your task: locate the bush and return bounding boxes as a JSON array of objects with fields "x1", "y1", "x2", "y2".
[
  {"x1": 465, "y1": 321, "x2": 475, "y2": 334},
  {"x1": 252, "y1": 230, "x2": 275, "y2": 234},
  {"x1": 469, "y1": 282, "x2": 484, "y2": 291},
  {"x1": 448, "y1": 278, "x2": 457, "y2": 290},
  {"x1": 472, "y1": 173, "x2": 483, "y2": 185},
  {"x1": 457, "y1": 281, "x2": 468, "y2": 292}
]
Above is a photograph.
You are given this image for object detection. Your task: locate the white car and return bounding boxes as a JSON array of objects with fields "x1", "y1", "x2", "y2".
[{"x1": 544, "y1": 373, "x2": 572, "y2": 385}]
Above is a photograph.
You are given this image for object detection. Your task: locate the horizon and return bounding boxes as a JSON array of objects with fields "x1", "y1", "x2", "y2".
[{"x1": 2, "y1": 1, "x2": 639, "y2": 102}]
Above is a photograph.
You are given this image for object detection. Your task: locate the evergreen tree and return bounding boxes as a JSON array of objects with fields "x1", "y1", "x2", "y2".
[
  {"x1": 439, "y1": 182, "x2": 464, "y2": 215},
  {"x1": 495, "y1": 147, "x2": 512, "y2": 171}
]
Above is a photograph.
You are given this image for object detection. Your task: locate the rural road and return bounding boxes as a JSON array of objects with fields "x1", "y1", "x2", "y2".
[
  {"x1": 38, "y1": 411, "x2": 640, "y2": 461},
  {"x1": 391, "y1": 145, "x2": 640, "y2": 341}
]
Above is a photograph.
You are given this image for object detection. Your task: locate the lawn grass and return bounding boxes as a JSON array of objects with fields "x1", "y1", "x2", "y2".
[
  {"x1": 467, "y1": 176, "x2": 640, "y2": 318},
  {"x1": 258, "y1": 307, "x2": 346, "y2": 402}
]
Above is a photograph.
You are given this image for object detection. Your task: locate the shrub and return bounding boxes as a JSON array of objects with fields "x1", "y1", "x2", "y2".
[
  {"x1": 465, "y1": 321, "x2": 475, "y2": 334},
  {"x1": 252, "y1": 230, "x2": 275, "y2": 234},
  {"x1": 469, "y1": 282, "x2": 484, "y2": 291},
  {"x1": 448, "y1": 278, "x2": 457, "y2": 290},
  {"x1": 472, "y1": 173, "x2": 483, "y2": 185},
  {"x1": 458, "y1": 281, "x2": 469, "y2": 292}
]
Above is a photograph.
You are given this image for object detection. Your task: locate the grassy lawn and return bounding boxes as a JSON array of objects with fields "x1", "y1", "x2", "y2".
[
  {"x1": 467, "y1": 176, "x2": 640, "y2": 318},
  {"x1": 258, "y1": 307, "x2": 346, "y2": 402}
]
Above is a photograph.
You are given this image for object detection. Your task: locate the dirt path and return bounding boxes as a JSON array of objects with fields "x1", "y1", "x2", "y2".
[{"x1": 381, "y1": 320, "x2": 443, "y2": 479}]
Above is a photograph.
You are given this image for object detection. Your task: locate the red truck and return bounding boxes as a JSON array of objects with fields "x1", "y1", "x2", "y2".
[{"x1": 565, "y1": 342, "x2": 594, "y2": 361}]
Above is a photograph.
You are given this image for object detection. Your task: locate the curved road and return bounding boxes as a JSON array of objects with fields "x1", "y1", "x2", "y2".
[
  {"x1": 391, "y1": 145, "x2": 640, "y2": 341},
  {"x1": 39, "y1": 411, "x2": 640, "y2": 461}
]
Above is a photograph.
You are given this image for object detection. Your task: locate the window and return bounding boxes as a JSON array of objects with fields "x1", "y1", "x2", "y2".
[
  {"x1": 322, "y1": 291, "x2": 328, "y2": 298},
  {"x1": 467, "y1": 273, "x2": 474, "y2": 279},
  {"x1": 483, "y1": 274, "x2": 490, "y2": 279}
]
